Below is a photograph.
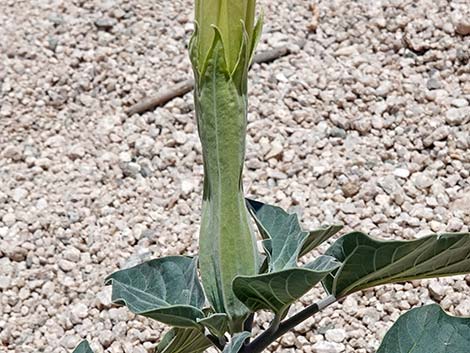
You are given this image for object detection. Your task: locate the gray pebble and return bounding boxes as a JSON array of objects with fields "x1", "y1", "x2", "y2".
[
  {"x1": 325, "y1": 329, "x2": 347, "y2": 343},
  {"x1": 135, "y1": 135, "x2": 155, "y2": 156},
  {"x1": 0, "y1": 276, "x2": 12, "y2": 289},
  {"x1": 426, "y1": 78, "x2": 441, "y2": 90},
  {"x1": 58, "y1": 259, "x2": 75, "y2": 272},
  {"x1": 393, "y1": 168, "x2": 410, "y2": 179},
  {"x1": 412, "y1": 172, "x2": 433, "y2": 189},
  {"x1": 99, "y1": 329, "x2": 115, "y2": 348},
  {"x1": 451, "y1": 98, "x2": 469, "y2": 108},
  {"x1": 2, "y1": 213, "x2": 16, "y2": 226},
  {"x1": 445, "y1": 107, "x2": 470, "y2": 125},
  {"x1": 94, "y1": 17, "x2": 117, "y2": 30},
  {"x1": 120, "y1": 162, "x2": 142, "y2": 177},
  {"x1": 70, "y1": 302, "x2": 88, "y2": 321},
  {"x1": 3, "y1": 145, "x2": 22, "y2": 160},
  {"x1": 378, "y1": 175, "x2": 402, "y2": 195},
  {"x1": 312, "y1": 341, "x2": 344, "y2": 353}
]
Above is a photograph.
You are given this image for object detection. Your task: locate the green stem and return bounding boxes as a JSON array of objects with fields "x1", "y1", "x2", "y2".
[
  {"x1": 207, "y1": 334, "x2": 225, "y2": 351},
  {"x1": 240, "y1": 296, "x2": 337, "y2": 353},
  {"x1": 255, "y1": 313, "x2": 281, "y2": 344},
  {"x1": 244, "y1": 313, "x2": 256, "y2": 334}
]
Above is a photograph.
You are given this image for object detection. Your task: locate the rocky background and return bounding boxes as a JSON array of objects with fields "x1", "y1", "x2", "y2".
[{"x1": 0, "y1": 0, "x2": 469, "y2": 352}]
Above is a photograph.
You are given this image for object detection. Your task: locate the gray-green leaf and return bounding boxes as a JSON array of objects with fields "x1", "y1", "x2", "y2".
[
  {"x1": 377, "y1": 304, "x2": 470, "y2": 353},
  {"x1": 248, "y1": 14, "x2": 263, "y2": 65},
  {"x1": 197, "y1": 313, "x2": 229, "y2": 337},
  {"x1": 246, "y1": 199, "x2": 342, "y2": 272},
  {"x1": 72, "y1": 341, "x2": 93, "y2": 353},
  {"x1": 222, "y1": 332, "x2": 251, "y2": 353},
  {"x1": 323, "y1": 232, "x2": 470, "y2": 298},
  {"x1": 105, "y1": 256, "x2": 206, "y2": 327},
  {"x1": 156, "y1": 327, "x2": 213, "y2": 353},
  {"x1": 233, "y1": 255, "x2": 340, "y2": 316}
]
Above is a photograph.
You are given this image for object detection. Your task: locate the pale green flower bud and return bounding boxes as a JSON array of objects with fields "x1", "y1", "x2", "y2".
[
  {"x1": 193, "y1": 0, "x2": 259, "y2": 76},
  {"x1": 190, "y1": 0, "x2": 263, "y2": 333}
]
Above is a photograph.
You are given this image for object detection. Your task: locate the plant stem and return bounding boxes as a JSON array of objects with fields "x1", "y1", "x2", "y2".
[
  {"x1": 240, "y1": 295, "x2": 337, "y2": 353},
  {"x1": 242, "y1": 313, "x2": 256, "y2": 345},
  {"x1": 244, "y1": 313, "x2": 255, "y2": 333},
  {"x1": 207, "y1": 334, "x2": 225, "y2": 351},
  {"x1": 253, "y1": 313, "x2": 280, "y2": 344}
]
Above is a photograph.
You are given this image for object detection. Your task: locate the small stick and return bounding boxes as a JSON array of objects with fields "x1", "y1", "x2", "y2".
[
  {"x1": 126, "y1": 79, "x2": 195, "y2": 116},
  {"x1": 126, "y1": 43, "x2": 303, "y2": 115}
]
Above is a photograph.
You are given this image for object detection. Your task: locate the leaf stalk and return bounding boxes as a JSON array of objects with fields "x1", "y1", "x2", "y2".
[{"x1": 240, "y1": 295, "x2": 337, "y2": 353}]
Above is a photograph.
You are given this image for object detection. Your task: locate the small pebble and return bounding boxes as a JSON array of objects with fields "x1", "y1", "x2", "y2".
[
  {"x1": 94, "y1": 17, "x2": 117, "y2": 30},
  {"x1": 393, "y1": 168, "x2": 410, "y2": 179}
]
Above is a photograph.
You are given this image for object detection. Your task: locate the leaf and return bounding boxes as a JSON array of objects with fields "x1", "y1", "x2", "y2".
[
  {"x1": 72, "y1": 341, "x2": 93, "y2": 353},
  {"x1": 377, "y1": 304, "x2": 470, "y2": 353},
  {"x1": 189, "y1": 23, "x2": 200, "y2": 74},
  {"x1": 233, "y1": 256, "x2": 340, "y2": 316},
  {"x1": 237, "y1": 199, "x2": 343, "y2": 317},
  {"x1": 248, "y1": 14, "x2": 264, "y2": 65},
  {"x1": 156, "y1": 327, "x2": 213, "y2": 353},
  {"x1": 222, "y1": 332, "x2": 251, "y2": 353},
  {"x1": 105, "y1": 256, "x2": 206, "y2": 327},
  {"x1": 197, "y1": 313, "x2": 229, "y2": 337},
  {"x1": 323, "y1": 232, "x2": 470, "y2": 298},
  {"x1": 246, "y1": 199, "x2": 342, "y2": 271},
  {"x1": 231, "y1": 24, "x2": 250, "y2": 94},
  {"x1": 299, "y1": 225, "x2": 344, "y2": 258}
]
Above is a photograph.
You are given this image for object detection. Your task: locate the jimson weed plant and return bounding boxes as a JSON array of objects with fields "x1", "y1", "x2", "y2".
[{"x1": 73, "y1": 1, "x2": 470, "y2": 353}]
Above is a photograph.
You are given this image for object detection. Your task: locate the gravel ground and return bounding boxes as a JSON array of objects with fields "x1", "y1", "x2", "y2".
[{"x1": 1, "y1": 0, "x2": 469, "y2": 352}]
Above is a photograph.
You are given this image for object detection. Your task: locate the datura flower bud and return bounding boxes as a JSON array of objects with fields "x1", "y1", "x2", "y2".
[
  {"x1": 195, "y1": 0, "x2": 257, "y2": 74},
  {"x1": 189, "y1": 0, "x2": 262, "y2": 333}
]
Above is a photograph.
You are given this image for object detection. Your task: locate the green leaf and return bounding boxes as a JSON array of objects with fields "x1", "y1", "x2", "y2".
[
  {"x1": 72, "y1": 341, "x2": 93, "y2": 353},
  {"x1": 105, "y1": 256, "x2": 206, "y2": 327},
  {"x1": 246, "y1": 199, "x2": 342, "y2": 271},
  {"x1": 231, "y1": 25, "x2": 250, "y2": 94},
  {"x1": 222, "y1": 332, "x2": 251, "y2": 353},
  {"x1": 189, "y1": 23, "x2": 200, "y2": 74},
  {"x1": 299, "y1": 225, "x2": 344, "y2": 258},
  {"x1": 323, "y1": 232, "x2": 470, "y2": 298},
  {"x1": 238, "y1": 199, "x2": 343, "y2": 317},
  {"x1": 156, "y1": 328, "x2": 213, "y2": 353},
  {"x1": 248, "y1": 14, "x2": 263, "y2": 65},
  {"x1": 377, "y1": 304, "x2": 470, "y2": 353},
  {"x1": 197, "y1": 313, "x2": 229, "y2": 337},
  {"x1": 233, "y1": 255, "x2": 340, "y2": 316}
]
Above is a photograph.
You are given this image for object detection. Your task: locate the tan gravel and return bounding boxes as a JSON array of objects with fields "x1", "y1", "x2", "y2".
[{"x1": 1, "y1": 0, "x2": 469, "y2": 352}]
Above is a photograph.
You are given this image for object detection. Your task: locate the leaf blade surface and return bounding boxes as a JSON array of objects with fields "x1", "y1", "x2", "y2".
[
  {"x1": 233, "y1": 256, "x2": 340, "y2": 316},
  {"x1": 222, "y1": 332, "x2": 251, "y2": 353},
  {"x1": 197, "y1": 313, "x2": 229, "y2": 337},
  {"x1": 72, "y1": 341, "x2": 93, "y2": 353},
  {"x1": 105, "y1": 256, "x2": 206, "y2": 327},
  {"x1": 323, "y1": 232, "x2": 470, "y2": 297},
  {"x1": 156, "y1": 327, "x2": 212, "y2": 353},
  {"x1": 377, "y1": 304, "x2": 470, "y2": 353},
  {"x1": 246, "y1": 199, "x2": 342, "y2": 271}
]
